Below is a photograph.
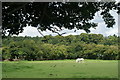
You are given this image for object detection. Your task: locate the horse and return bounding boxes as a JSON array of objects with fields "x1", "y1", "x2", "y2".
[{"x1": 76, "y1": 58, "x2": 84, "y2": 63}]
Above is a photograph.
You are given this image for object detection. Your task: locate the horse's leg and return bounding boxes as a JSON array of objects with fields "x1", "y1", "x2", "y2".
[{"x1": 76, "y1": 60, "x2": 78, "y2": 63}]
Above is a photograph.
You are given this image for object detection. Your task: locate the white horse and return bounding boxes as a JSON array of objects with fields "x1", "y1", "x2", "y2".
[{"x1": 76, "y1": 58, "x2": 84, "y2": 63}]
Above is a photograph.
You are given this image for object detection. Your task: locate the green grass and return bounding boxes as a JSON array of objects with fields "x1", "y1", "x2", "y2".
[{"x1": 2, "y1": 60, "x2": 118, "y2": 78}]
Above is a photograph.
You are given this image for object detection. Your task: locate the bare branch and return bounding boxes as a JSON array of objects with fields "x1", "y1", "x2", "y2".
[
  {"x1": 8, "y1": 3, "x2": 28, "y2": 15},
  {"x1": 37, "y1": 28, "x2": 44, "y2": 37}
]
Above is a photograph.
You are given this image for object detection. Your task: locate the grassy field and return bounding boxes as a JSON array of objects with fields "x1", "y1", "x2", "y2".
[{"x1": 2, "y1": 60, "x2": 118, "y2": 78}]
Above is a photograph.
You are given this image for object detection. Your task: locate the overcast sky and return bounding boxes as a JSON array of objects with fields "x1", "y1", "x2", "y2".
[{"x1": 18, "y1": 10, "x2": 118, "y2": 37}]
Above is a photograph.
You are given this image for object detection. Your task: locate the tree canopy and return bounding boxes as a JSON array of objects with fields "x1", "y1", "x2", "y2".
[
  {"x1": 2, "y1": 33, "x2": 119, "y2": 60},
  {"x1": 2, "y1": 2, "x2": 119, "y2": 36}
]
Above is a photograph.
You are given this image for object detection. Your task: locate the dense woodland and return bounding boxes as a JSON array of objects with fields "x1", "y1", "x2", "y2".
[{"x1": 2, "y1": 33, "x2": 119, "y2": 61}]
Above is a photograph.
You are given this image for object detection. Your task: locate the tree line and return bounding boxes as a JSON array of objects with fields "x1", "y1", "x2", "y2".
[{"x1": 2, "y1": 33, "x2": 119, "y2": 61}]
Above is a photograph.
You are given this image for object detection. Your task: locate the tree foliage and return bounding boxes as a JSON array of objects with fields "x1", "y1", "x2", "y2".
[
  {"x1": 2, "y1": 2, "x2": 119, "y2": 36},
  {"x1": 2, "y1": 33, "x2": 119, "y2": 60}
]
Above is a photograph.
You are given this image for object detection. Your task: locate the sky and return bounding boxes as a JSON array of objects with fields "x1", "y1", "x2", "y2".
[{"x1": 18, "y1": 10, "x2": 118, "y2": 37}]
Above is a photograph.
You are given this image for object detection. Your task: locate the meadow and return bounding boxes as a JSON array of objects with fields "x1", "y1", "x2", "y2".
[{"x1": 2, "y1": 60, "x2": 118, "y2": 78}]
